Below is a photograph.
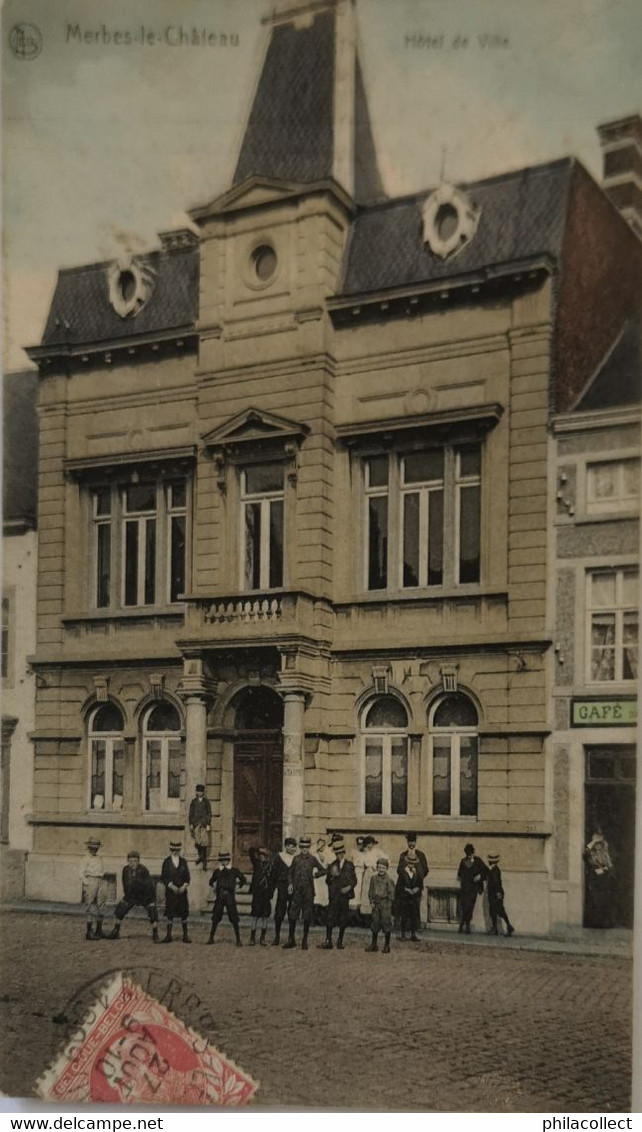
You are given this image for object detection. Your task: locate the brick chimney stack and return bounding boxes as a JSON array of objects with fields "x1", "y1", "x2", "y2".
[{"x1": 597, "y1": 113, "x2": 642, "y2": 240}]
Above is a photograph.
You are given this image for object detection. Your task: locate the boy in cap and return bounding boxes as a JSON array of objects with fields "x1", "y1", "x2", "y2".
[
  {"x1": 395, "y1": 847, "x2": 424, "y2": 941},
  {"x1": 207, "y1": 851, "x2": 246, "y2": 946},
  {"x1": 160, "y1": 839, "x2": 191, "y2": 943},
  {"x1": 457, "y1": 842, "x2": 489, "y2": 934},
  {"x1": 283, "y1": 836, "x2": 326, "y2": 950},
  {"x1": 366, "y1": 858, "x2": 396, "y2": 953},
  {"x1": 188, "y1": 784, "x2": 212, "y2": 869},
  {"x1": 109, "y1": 851, "x2": 159, "y2": 942},
  {"x1": 270, "y1": 836, "x2": 297, "y2": 945},
  {"x1": 487, "y1": 852, "x2": 514, "y2": 936},
  {"x1": 80, "y1": 836, "x2": 107, "y2": 940},
  {"x1": 318, "y1": 838, "x2": 357, "y2": 950},
  {"x1": 249, "y1": 846, "x2": 272, "y2": 946}
]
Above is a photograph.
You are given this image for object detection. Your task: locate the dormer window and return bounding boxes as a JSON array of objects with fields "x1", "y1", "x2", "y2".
[
  {"x1": 423, "y1": 183, "x2": 480, "y2": 260},
  {"x1": 108, "y1": 257, "x2": 155, "y2": 318}
]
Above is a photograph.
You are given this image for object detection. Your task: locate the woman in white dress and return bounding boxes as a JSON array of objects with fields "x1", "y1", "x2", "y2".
[
  {"x1": 358, "y1": 836, "x2": 381, "y2": 923},
  {"x1": 313, "y1": 837, "x2": 330, "y2": 924}
]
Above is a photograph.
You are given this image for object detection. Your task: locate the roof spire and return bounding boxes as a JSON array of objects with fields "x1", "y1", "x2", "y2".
[{"x1": 233, "y1": 0, "x2": 384, "y2": 204}]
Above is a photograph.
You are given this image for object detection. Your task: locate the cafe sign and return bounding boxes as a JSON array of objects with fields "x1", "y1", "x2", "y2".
[{"x1": 571, "y1": 698, "x2": 637, "y2": 727}]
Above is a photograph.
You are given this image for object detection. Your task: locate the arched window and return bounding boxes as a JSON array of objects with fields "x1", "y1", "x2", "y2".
[
  {"x1": 142, "y1": 702, "x2": 183, "y2": 812},
  {"x1": 429, "y1": 693, "x2": 478, "y2": 817},
  {"x1": 89, "y1": 703, "x2": 125, "y2": 811},
  {"x1": 362, "y1": 695, "x2": 408, "y2": 816}
]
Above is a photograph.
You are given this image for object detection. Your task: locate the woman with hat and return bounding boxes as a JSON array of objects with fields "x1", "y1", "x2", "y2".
[
  {"x1": 318, "y1": 838, "x2": 357, "y2": 950},
  {"x1": 487, "y1": 852, "x2": 515, "y2": 936},
  {"x1": 160, "y1": 839, "x2": 191, "y2": 943},
  {"x1": 79, "y1": 836, "x2": 107, "y2": 941},
  {"x1": 357, "y1": 834, "x2": 380, "y2": 924},
  {"x1": 248, "y1": 846, "x2": 273, "y2": 946},
  {"x1": 283, "y1": 836, "x2": 326, "y2": 950}
]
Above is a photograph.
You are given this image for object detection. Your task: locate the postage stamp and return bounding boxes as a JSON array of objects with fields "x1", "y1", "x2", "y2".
[{"x1": 38, "y1": 972, "x2": 258, "y2": 1105}]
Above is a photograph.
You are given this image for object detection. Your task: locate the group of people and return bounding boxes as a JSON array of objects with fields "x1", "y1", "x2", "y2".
[{"x1": 80, "y1": 828, "x2": 516, "y2": 946}]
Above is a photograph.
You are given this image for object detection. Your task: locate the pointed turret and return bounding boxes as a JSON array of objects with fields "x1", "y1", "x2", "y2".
[{"x1": 233, "y1": 0, "x2": 384, "y2": 204}]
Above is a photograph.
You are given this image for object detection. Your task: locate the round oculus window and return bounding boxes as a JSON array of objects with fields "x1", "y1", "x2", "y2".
[
  {"x1": 434, "y1": 203, "x2": 459, "y2": 243},
  {"x1": 251, "y1": 244, "x2": 277, "y2": 283},
  {"x1": 118, "y1": 269, "x2": 137, "y2": 303}
]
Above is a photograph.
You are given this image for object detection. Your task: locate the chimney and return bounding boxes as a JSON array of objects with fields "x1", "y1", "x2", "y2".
[{"x1": 597, "y1": 114, "x2": 642, "y2": 240}]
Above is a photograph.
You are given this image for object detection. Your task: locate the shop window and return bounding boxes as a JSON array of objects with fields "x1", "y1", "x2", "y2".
[
  {"x1": 364, "y1": 444, "x2": 481, "y2": 592},
  {"x1": 241, "y1": 462, "x2": 284, "y2": 591},
  {"x1": 429, "y1": 693, "x2": 478, "y2": 817},
  {"x1": 143, "y1": 701, "x2": 183, "y2": 813},
  {"x1": 586, "y1": 458, "x2": 640, "y2": 516},
  {"x1": 91, "y1": 478, "x2": 187, "y2": 610},
  {"x1": 361, "y1": 696, "x2": 408, "y2": 816},
  {"x1": 587, "y1": 568, "x2": 638, "y2": 683},
  {"x1": 89, "y1": 703, "x2": 125, "y2": 811}
]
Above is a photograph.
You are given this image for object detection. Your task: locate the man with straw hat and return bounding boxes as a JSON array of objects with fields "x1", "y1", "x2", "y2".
[
  {"x1": 318, "y1": 837, "x2": 357, "y2": 950},
  {"x1": 79, "y1": 836, "x2": 107, "y2": 941},
  {"x1": 160, "y1": 838, "x2": 191, "y2": 944},
  {"x1": 487, "y1": 852, "x2": 515, "y2": 936}
]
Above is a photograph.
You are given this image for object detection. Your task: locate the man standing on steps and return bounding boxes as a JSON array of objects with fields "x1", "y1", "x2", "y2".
[
  {"x1": 283, "y1": 836, "x2": 326, "y2": 950},
  {"x1": 318, "y1": 837, "x2": 357, "y2": 950},
  {"x1": 160, "y1": 839, "x2": 191, "y2": 944},
  {"x1": 109, "y1": 850, "x2": 159, "y2": 942},
  {"x1": 188, "y1": 784, "x2": 212, "y2": 870},
  {"x1": 270, "y1": 836, "x2": 297, "y2": 945}
]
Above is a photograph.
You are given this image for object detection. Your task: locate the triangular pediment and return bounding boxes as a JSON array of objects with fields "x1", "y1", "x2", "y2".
[
  {"x1": 190, "y1": 176, "x2": 306, "y2": 222},
  {"x1": 202, "y1": 407, "x2": 310, "y2": 449}
]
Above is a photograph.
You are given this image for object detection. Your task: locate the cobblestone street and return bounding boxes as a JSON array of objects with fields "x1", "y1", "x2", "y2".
[{"x1": 0, "y1": 912, "x2": 632, "y2": 1111}]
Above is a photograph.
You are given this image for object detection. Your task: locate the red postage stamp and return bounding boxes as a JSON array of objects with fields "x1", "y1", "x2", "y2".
[{"x1": 37, "y1": 972, "x2": 258, "y2": 1105}]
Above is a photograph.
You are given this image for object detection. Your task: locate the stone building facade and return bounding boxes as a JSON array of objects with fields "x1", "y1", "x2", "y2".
[
  {"x1": 24, "y1": 1, "x2": 641, "y2": 932},
  {"x1": 550, "y1": 319, "x2": 640, "y2": 930}
]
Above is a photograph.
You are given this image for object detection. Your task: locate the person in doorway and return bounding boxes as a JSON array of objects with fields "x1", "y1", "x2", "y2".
[
  {"x1": 248, "y1": 846, "x2": 273, "y2": 946},
  {"x1": 270, "y1": 836, "x2": 297, "y2": 945},
  {"x1": 584, "y1": 827, "x2": 616, "y2": 928},
  {"x1": 109, "y1": 851, "x2": 159, "y2": 942},
  {"x1": 283, "y1": 836, "x2": 326, "y2": 950},
  {"x1": 486, "y1": 852, "x2": 514, "y2": 936},
  {"x1": 80, "y1": 836, "x2": 107, "y2": 941},
  {"x1": 318, "y1": 838, "x2": 357, "y2": 950},
  {"x1": 207, "y1": 851, "x2": 246, "y2": 946},
  {"x1": 160, "y1": 839, "x2": 191, "y2": 944},
  {"x1": 188, "y1": 784, "x2": 212, "y2": 870},
  {"x1": 457, "y1": 842, "x2": 488, "y2": 934},
  {"x1": 365, "y1": 858, "x2": 396, "y2": 953},
  {"x1": 395, "y1": 848, "x2": 424, "y2": 941},
  {"x1": 397, "y1": 831, "x2": 429, "y2": 881}
]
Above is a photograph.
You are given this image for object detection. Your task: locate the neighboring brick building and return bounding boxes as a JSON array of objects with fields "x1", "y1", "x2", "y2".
[
  {"x1": 550, "y1": 315, "x2": 640, "y2": 930},
  {"x1": 24, "y1": 0, "x2": 641, "y2": 931},
  {"x1": 2, "y1": 369, "x2": 38, "y2": 898}
]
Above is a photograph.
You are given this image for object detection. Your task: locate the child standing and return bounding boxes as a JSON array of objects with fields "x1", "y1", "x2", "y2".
[
  {"x1": 395, "y1": 848, "x2": 424, "y2": 941},
  {"x1": 160, "y1": 839, "x2": 191, "y2": 944},
  {"x1": 208, "y1": 851, "x2": 246, "y2": 946},
  {"x1": 80, "y1": 836, "x2": 107, "y2": 941},
  {"x1": 283, "y1": 836, "x2": 326, "y2": 950},
  {"x1": 487, "y1": 852, "x2": 515, "y2": 936},
  {"x1": 249, "y1": 846, "x2": 272, "y2": 946},
  {"x1": 366, "y1": 857, "x2": 396, "y2": 953}
]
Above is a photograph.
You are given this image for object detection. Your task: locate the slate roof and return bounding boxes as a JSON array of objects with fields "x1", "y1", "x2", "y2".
[
  {"x1": 233, "y1": 9, "x2": 384, "y2": 204},
  {"x1": 40, "y1": 245, "x2": 199, "y2": 349},
  {"x1": 3, "y1": 370, "x2": 38, "y2": 528},
  {"x1": 339, "y1": 158, "x2": 574, "y2": 296},
  {"x1": 575, "y1": 313, "x2": 642, "y2": 410}
]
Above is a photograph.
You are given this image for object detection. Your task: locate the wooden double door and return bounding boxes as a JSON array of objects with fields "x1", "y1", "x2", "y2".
[{"x1": 233, "y1": 731, "x2": 283, "y2": 874}]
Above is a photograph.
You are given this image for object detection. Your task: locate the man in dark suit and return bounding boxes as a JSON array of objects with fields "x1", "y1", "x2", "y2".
[
  {"x1": 487, "y1": 852, "x2": 514, "y2": 935},
  {"x1": 188, "y1": 784, "x2": 212, "y2": 869},
  {"x1": 270, "y1": 836, "x2": 297, "y2": 945},
  {"x1": 397, "y1": 831, "x2": 429, "y2": 880},
  {"x1": 457, "y1": 842, "x2": 488, "y2": 934},
  {"x1": 318, "y1": 838, "x2": 357, "y2": 950},
  {"x1": 109, "y1": 850, "x2": 159, "y2": 941},
  {"x1": 160, "y1": 839, "x2": 191, "y2": 943},
  {"x1": 207, "y1": 851, "x2": 246, "y2": 946}
]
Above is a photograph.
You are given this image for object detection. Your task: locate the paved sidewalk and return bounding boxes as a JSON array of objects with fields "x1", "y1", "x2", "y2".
[{"x1": 0, "y1": 898, "x2": 632, "y2": 957}]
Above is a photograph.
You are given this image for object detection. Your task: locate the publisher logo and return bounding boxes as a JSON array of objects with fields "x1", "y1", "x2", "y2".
[{"x1": 9, "y1": 22, "x2": 43, "y2": 59}]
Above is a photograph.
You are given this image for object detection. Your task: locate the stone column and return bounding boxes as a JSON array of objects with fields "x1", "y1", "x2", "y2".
[
  {"x1": 282, "y1": 690, "x2": 306, "y2": 840},
  {"x1": 177, "y1": 653, "x2": 216, "y2": 846}
]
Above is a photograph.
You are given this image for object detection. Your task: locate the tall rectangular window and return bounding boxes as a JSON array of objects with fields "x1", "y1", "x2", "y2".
[
  {"x1": 1, "y1": 597, "x2": 9, "y2": 681},
  {"x1": 588, "y1": 568, "x2": 638, "y2": 682},
  {"x1": 241, "y1": 463, "x2": 284, "y2": 591},
  {"x1": 123, "y1": 483, "x2": 157, "y2": 606},
  {"x1": 167, "y1": 480, "x2": 187, "y2": 602},
  {"x1": 365, "y1": 456, "x2": 389, "y2": 590},
  {"x1": 401, "y1": 450, "x2": 444, "y2": 587},
  {"x1": 456, "y1": 445, "x2": 481, "y2": 584},
  {"x1": 93, "y1": 489, "x2": 112, "y2": 609}
]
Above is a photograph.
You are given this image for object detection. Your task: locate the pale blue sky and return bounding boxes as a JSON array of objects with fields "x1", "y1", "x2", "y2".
[{"x1": 3, "y1": 0, "x2": 641, "y2": 368}]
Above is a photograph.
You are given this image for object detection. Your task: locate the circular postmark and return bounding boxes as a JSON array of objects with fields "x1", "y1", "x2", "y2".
[
  {"x1": 43, "y1": 966, "x2": 258, "y2": 1105},
  {"x1": 8, "y1": 23, "x2": 43, "y2": 60}
]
